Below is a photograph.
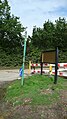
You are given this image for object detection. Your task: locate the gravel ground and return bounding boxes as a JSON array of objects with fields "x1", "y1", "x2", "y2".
[
  {"x1": 0, "y1": 69, "x2": 19, "y2": 82},
  {"x1": 0, "y1": 69, "x2": 29, "y2": 82}
]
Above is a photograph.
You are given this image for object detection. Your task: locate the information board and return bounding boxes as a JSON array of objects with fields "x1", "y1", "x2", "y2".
[{"x1": 42, "y1": 51, "x2": 55, "y2": 63}]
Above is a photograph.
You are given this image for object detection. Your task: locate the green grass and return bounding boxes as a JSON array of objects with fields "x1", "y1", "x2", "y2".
[{"x1": 5, "y1": 75, "x2": 67, "y2": 106}]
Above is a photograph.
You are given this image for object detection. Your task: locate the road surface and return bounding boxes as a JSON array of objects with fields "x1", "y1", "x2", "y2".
[{"x1": 0, "y1": 69, "x2": 29, "y2": 82}]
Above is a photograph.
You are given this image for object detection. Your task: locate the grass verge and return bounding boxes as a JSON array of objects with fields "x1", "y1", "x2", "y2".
[{"x1": 5, "y1": 75, "x2": 67, "y2": 106}]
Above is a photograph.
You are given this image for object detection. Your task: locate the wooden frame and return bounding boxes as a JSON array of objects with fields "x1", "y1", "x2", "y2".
[{"x1": 41, "y1": 48, "x2": 58, "y2": 84}]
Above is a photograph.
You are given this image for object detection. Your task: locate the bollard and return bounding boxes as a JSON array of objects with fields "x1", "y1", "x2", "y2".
[{"x1": 49, "y1": 64, "x2": 52, "y2": 75}]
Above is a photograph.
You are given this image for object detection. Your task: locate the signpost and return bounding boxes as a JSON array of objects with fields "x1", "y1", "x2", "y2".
[
  {"x1": 41, "y1": 47, "x2": 58, "y2": 84},
  {"x1": 21, "y1": 31, "x2": 27, "y2": 86}
]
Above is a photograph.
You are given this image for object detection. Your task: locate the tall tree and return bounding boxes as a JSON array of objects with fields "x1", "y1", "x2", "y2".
[
  {"x1": 0, "y1": 0, "x2": 24, "y2": 51},
  {"x1": 0, "y1": 0, "x2": 25, "y2": 67},
  {"x1": 31, "y1": 18, "x2": 67, "y2": 50},
  {"x1": 30, "y1": 18, "x2": 67, "y2": 62},
  {"x1": 31, "y1": 20, "x2": 55, "y2": 50},
  {"x1": 52, "y1": 17, "x2": 67, "y2": 49}
]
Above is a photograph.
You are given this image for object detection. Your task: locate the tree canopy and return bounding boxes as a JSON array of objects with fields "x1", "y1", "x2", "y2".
[
  {"x1": 0, "y1": 0, "x2": 24, "y2": 49},
  {"x1": 29, "y1": 18, "x2": 67, "y2": 62},
  {"x1": 0, "y1": 0, "x2": 67, "y2": 67},
  {"x1": 31, "y1": 18, "x2": 67, "y2": 50},
  {"x1": 0, "y1": 0, "x2": 25, "y2": 67}
]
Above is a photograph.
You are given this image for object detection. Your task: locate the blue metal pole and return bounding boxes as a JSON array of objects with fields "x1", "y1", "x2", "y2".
[{"x1": 21, "y1": 31, "x2": 27, "y2": 86}]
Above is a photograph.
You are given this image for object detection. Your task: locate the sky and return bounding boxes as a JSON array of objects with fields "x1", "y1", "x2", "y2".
[{"x1": 8, "y1": 0, "x2": 67, "y2": 36}]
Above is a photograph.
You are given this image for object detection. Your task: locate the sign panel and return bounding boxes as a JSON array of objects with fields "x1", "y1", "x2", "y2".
[
  {"x1": 42, "y1": 51, "x2": 55, "y2": 63},
  {"x1": 41, "y1": 48, "x2": 58, "y2": 84}
]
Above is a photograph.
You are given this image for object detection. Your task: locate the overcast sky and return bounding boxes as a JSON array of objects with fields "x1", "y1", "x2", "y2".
[{"x1": 8, "y1": 0, "x2": 67, "y2": 36}]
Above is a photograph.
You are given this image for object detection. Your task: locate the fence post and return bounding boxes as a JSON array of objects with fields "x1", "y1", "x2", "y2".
[
  {"x1": 54, "y1": 47, "x2": 58, "y2": 84},
  {"x1": 41, "y1": 62, "x2": 43, "y2": 75}
]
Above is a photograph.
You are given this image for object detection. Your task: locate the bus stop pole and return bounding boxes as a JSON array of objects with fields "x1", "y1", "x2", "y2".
[{"x1": 21, "y1": 31, "x2": 27, "y2": 86}]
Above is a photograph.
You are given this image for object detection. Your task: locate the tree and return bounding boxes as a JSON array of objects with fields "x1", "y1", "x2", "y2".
[
  {"x1": 30, "y1": 18, "x2": 67, "y2": 62},
  {"x1": 0, "y1": 0, "x2": 24, "y2": 51},
  {"x1": 52, "y1": 17, "x2": 67, "y2": 49},
  {"x1": 31, "y1": 18, "x2": 67, "y2": 50},
  {"x1": 31, "y1": 20, "x2": 55, "y2": 50},
  {"x1": 0, "y1": 0, "x2": 25, "y2": 67}
]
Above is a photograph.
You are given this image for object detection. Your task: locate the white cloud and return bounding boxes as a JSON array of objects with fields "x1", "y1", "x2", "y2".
[{"x1": 8, "y1": 0, "x2": 67, "y2": 36}]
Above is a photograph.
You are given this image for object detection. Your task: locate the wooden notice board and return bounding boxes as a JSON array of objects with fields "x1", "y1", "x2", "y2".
[
  {"x1": 41, "y1": 48, "x2": 58, "y2": 84},
  {"x1": 42, "y1": 51, "x2": 55, "y2": 63}
]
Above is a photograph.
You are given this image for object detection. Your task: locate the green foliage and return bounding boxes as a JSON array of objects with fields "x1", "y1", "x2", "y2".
[
  {"x1": 26, "y1": 46, "x2": 41, "y2": 63},
  {"x1": 0, "y1": 46, "x2": 23, "y2": 67},
  {"x1": 31, "y1": 18, "x2": 67, "y2": 50},
  {"x1": 52, "y1": 18, "x2": 67, "y2": 49},
  {"x1": 59, "y1": 50, "x2": 67, "y2": 63},
  {"x1": 30, "y1": 18, "x2": 67, "y2": 63},
  {"x1": 5, "y1": 75, "x2": 67, "y2": 106},
  {"x1": 0, "y1": 0, "x2": 24, "y2": 42},
  {"x1": 0, "y1": 0, "x2": 67, "y2": 67},
  {"x1": 0, "y1": 0, "x2": 24, "y2": 67}
]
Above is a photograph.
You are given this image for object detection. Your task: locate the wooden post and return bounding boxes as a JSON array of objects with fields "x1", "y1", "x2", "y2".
[
  {"x1": 41, "y1": 62, "x2": 43, "y2": 75},
  {"x1": 54, "y1": 47, "x2": 58, "y2": 84}
]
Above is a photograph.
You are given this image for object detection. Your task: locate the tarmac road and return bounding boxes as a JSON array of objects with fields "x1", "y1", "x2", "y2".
[{"x1": 0, "y1": 69, "x2": 29, "y2": 82}]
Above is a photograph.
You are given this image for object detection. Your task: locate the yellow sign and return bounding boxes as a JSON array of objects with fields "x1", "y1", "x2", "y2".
[{"x1": 42, "y1": 51, "x2": 55, "y2": 63}]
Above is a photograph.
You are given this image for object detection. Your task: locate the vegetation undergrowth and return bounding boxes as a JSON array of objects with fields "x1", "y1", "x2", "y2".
[{"x1": 5, "y1": 75, "x2": 67, "y2": 106}]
